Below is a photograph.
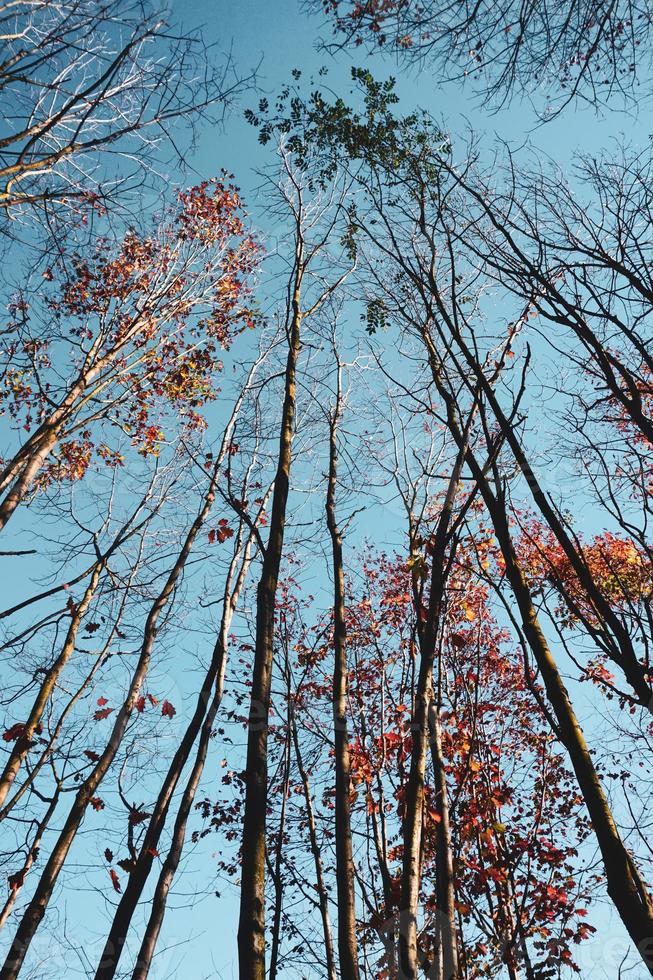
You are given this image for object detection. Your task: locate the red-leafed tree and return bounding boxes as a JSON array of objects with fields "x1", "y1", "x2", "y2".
[
  {"x1": 5, "y1": 7, "x2": 653, "y2": 977},
  {"x1": 0, "y1": 177, "x2": 258, "y2": 530},
  {"x1": 338, "y1": 549, "x2": 596, "y2": 979}
]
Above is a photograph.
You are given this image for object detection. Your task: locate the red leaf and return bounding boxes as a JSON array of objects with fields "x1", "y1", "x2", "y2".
[
  {"x1": 8, "y1": 868, "x2": 26, "y2": 891},
  {"x1": 147, "y1": 694, "x2": 158, "y2": 707},
  {"x1": 161, "y1": 700, "x2": 176, "y2": 719},
  {"x1": 135, "y1": 695, "x2": 146, "y2": 713},
  {"x1": 109, "y1": 869, "x2": 121, "y2": 893},
  {"x1": 117, "y1": 858, "x2": 136, "y2": 873},
  {"x1": 216, "y1": 519, "x2": 234, "y2": 543},
  {"x1": 104, "y1": 849, "x2": 113, "y2": 863},
  {"x1": 84, "y1": 749, "x2": 100, "y2": 763},
  {"x1": 97, "y1": 697, "x2": 108, "y2": 706},
  {"x1": 2, "y1": 723, "x2": 26, "y2": 742},
  {"x1": 94, "y1": 707, "x2": 114, "y2": 721},
  {"x1": 90, "y1": 797, "x2": 105, "y2": 811},
  {"x1": 209, "y1": 520, "x2": 234, "y2": 545},
  {"x1": 146, "y1": 848, "x2": 159, "y2": 858}
]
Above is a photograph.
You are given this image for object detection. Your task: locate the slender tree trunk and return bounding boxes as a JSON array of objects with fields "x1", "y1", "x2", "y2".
[
  {"x1": 290, "y1": 708, "x2": 337, "y2": 980},
  {"x1": 129, "y1": 677, "x2": 224, "y2": 980},
  {"x1": 237, "y1": 247, "x2": 304, "y2": 980},
  {"x1": 325, "y1": 366, "x2": 360, "y2": 980},
  {"x1": 0, "y1": 791, "x2": 59, "y2": 931},
  {"x1": 497, "y1": 894, "x2": 523, "y2": 980},
  {"x1": 399, "y1": 657, "x2": 430, "y2": 978},
  {"x1": 370, "y1": 776, "x2": 398, "y2": 975},
  {"x1": 399, "y1": 445, "x2": 467, "y2": 980},
  {"x1": 486, "y1": 796, "x2": 531, "y2": 980},
  {"x1": 487, "y1": 821, "x2": 525, "y2": 980},
  {"x1": 268, "y1": 698, "x2": 291, "y2": 980},
  {"x1": 0, "y1": 562, "x2": 103, "y2": 811},
  {"x1": 427, "y1": 700, "x2": 459, "y2": 980}
]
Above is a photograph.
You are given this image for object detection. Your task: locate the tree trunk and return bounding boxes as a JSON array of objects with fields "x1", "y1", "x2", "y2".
[
  {"x1": 399, "y1": 443, "x2": 467, "y2": 980},
  {"x1": 418, "y1": 331, "x2": 653, "y2": 974},
  {"x1": 427, "y1": 700, "x2": 459, "y2": 980},
  {"x1": 237, "y1": 250, "x2": 303, "y2": 980},
  {"x1": 290, "y1": 707, "x2": 337, "y2": 980},
  {"x1": 0, "y1": 562, "x2": 103, "y2": 811},
  {"x1": 0, "y1": 791, "x2": 59, "y2": 931},
  {"x1": 268, "y1": 695, "x2": 291, "y2": 980},
  {"x1": 325, "y1": 367, "x2": 360, "y2": 980}
]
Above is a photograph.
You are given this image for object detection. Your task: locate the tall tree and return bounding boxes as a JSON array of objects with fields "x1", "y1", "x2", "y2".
[
  {"x1": 1, "y1": 433, "x2": 232, "y2": 979},
  {"x1": 236, "y1": 149, "x2": 351, "y2": 980},
  {"x1": 325, "y1": 352, "x2": 360, "y2": 980}
]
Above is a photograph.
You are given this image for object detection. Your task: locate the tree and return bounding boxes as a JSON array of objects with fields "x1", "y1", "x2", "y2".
[
  {"x1": 1, "y1": 424, "x2": 239, "y2": 978},
  {"x1": 92, "y1": 353, "x2": 269, "y2": 979},
  {"x1": 0, "y1": 177, "x2": 258, "y2": 531},
  {"x1": 320, "y1": 545, "x2": 595, "y2": 978},
  {"x1": 0, "y1": 0, "x2": 251, "y2": 222},
  {"x1": 0, "y1": 475, "x2": 161, "y2": 812},
  {"x1": 236, "y1": 146, "x2": 352, "y2": 980},
  {"x1": 3, "y1": 4, "x2": 653, "y2": 976},
  {"x1": 314, "y1": 0, "x2": 652, "y2": 115},
  {"x1": 325, "y1": 350, "x2": 360, "y2": 980},
  {"x1": 260, "y1": 71, "x2": 653, "y2": 971}
]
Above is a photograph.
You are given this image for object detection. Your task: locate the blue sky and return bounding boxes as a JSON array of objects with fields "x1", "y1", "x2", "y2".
[{"x1": 174, "y1": 0, "x2": 646, "y2": 195}]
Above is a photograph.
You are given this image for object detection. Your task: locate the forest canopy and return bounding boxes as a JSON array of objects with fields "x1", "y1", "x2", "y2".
[{"x1": 0, "y1": 2, "x2": 652, "y2": 979}]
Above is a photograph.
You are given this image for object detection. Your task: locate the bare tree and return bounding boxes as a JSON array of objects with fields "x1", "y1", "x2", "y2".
[
  {"x1": 0, "y1": 0, "x2": 252, "y2": 221},
  {"x1": 312, "y1": 0, "x2": 653, "y2": 115},
  {"x1": 236, "y1": 146, "x2": 352, "y2": 980},
  {"x1": 92, "y1": 353, "x2": 270, "y2": 979},
  {"x1": 0, "y1": 430, "x2": 236, "y2": 978},
  {"x1": 324, "y1": 350, "x2": 360, "y2": 980}
]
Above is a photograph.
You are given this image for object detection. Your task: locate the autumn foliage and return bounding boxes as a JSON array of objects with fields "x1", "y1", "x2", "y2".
[{"x1": 0, "y1": 177, "x2": 257, "y2": 509}]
